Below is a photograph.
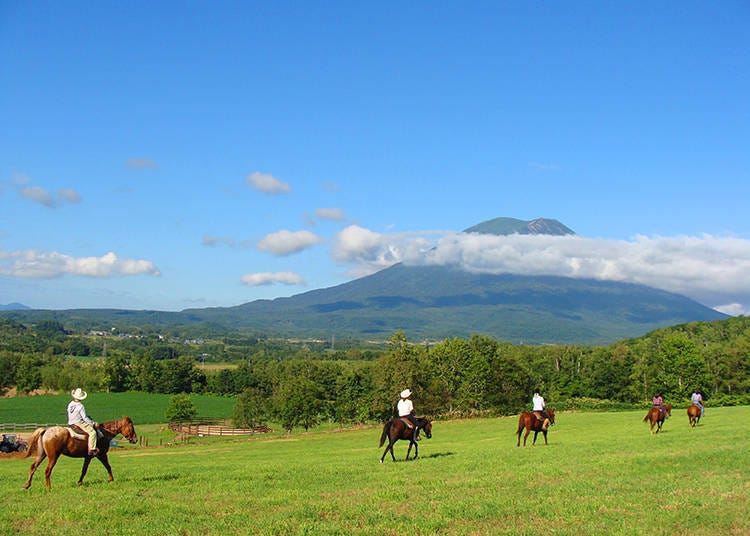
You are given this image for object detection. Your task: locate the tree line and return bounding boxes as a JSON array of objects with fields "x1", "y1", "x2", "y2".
[{"x1": 1, "y1": 316, "x2": 748, "y2": 432}]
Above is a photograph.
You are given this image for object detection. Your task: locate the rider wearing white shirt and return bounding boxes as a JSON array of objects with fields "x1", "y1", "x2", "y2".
[
  {"x1": 397, "y1": 389, "x2": 419, "y2": 441},
  {"x1": 690, "y1": 389, "x2": 704, "y2": 417},
  {"x1": 532, "y1": 390, "x2": 550, "y2": 430},
  {"x1": 67, "y1": 388, "x2": 99, "y2": 456}
]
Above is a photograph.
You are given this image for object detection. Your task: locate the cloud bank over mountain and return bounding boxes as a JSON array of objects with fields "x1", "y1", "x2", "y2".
[{"x1": 331, "y1": 225, "x2": 750, "y2": 315}]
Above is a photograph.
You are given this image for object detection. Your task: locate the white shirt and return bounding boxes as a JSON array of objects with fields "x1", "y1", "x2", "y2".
[
  {"x1": 67, "y1": 400, "x2": 94, "y2": 426},
  {"x1": 532, "y1": 394, "x2": 545, "y2": 412},
  {"x1": 691, "y1": 392, "x2": 703, "y2": 404},
  {"x1": 397, "y1": 398, "x2": 414, "y2": 417}
]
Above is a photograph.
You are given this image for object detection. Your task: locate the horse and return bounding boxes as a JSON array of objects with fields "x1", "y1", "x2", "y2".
[
  {"x1": 23, "y1": 416, "x2": 138, "y2": 489},
  {"x1": 516, "y1": 409, "x2": 555, "y2": 446},
  {"x1": 687, "y1": 404, "x2": 702, "y2": 428},
  {"x1": 643, "y1": 404, "x2": 672, "y2": 434},
  {"x1": 379, "y1": 417, "x2": 432, "y2": 463}
]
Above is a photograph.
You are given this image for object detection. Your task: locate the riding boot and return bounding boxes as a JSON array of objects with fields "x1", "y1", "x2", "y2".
[{"x1": 542, "y1": 418, "x2": 550, "y2": 431}]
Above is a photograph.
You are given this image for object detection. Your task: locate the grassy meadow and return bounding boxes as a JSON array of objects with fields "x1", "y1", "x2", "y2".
[{"x1": 0, "y1": 403, "x2": 748, "y2": 535}]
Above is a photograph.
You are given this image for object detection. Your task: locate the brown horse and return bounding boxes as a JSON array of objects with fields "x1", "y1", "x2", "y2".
[
  {"x1": 516, "y1": 409, "x2": 555, "y2": 446},
  {"x1": 23, "y1": 416, "x2": 137, "y2": 489},
  {"x1": 643, "y1": 404, "x2": 672, "y2": 434},
  {"x1": 379, "y1": 417, "x2": 432, "y2": 463},
  {"x1": 687, "y1": 404, "x2": 702, "y2": 427}
]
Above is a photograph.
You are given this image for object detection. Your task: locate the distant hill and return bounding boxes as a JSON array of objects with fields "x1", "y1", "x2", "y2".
[
  {"x1": 0, "y1": 303, "x2": 30, "y2": 311},
  {"x1": 0, "y1": 217, "x2": 728, "y2": 345}
]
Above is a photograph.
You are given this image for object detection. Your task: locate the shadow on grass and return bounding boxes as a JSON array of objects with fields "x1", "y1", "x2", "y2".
[
  {"x1": 141, "y1": 472, "x2": 181, "y2": 482},
  {"x1": 420, "y1": 451, "x2": 456, "y2": 460}
]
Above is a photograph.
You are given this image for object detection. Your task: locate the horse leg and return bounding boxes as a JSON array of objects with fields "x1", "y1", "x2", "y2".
[
  {"x1": 523, "y1": 428, "x2": 531, "y2": 446},
  {"x1": 78, "y1": 456, "x2": 93, "y2": 486},
  {"x1": 24, "y1": 450, "x2": 46, "y2": 489},
  {"x1": 98, "y1": 453, "x2": 114, "y2": 482},
  {"x1": 532, "y1": 430, "x2": 539, "y2": 445},
  {"x1": 405, "y1": 439, "x2": 413, "y2": 461},
  {"x1": 542, "y1": 430, "x2": 548, "y2": 445},
  {"x1": 381, "y1": 437, "x2": 397, "y2": 463},
  {"x1": 43, "y1": 453, "x2": 60, "y2": 489}
]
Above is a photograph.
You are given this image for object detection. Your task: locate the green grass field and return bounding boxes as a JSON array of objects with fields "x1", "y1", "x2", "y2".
[
  {"x1": 1, "y1": 405, "x2": 748, "y2": 535},
  {"x1": 0, "y1": 392, "x2": 237, "y2": 425}
]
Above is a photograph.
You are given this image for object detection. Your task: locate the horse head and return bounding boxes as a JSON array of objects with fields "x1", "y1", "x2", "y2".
[
  {"x1": 120, "y1": 415, "x2": 138, "y2": 444},
  {"x1": 547, "y1": 409, "x2": 556, "y2": 426},
  {"x1": 420, "y1": 419, "x2": 432, "y2": 439}
]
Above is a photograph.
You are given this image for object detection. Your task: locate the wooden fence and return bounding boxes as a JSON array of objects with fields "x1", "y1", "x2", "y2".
[
  {"x1": 168, "y1": 419, "x2": 271, "y2": 437},
  {"x1": 0, "y1": 423, "x2": 59, "y2": 434}
]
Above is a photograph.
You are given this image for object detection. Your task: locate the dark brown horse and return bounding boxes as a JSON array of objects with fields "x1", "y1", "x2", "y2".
[
  {"x1": 23, "y1": 416, "x2": 137, "y2": 489},
  {"x1": 516, "y1": 409, "x2": 555, "y2": 446},
  {"x1": 643, "y1": 404, "x2": 672, "y2": 434},
  {"x1": 379, "y1": 417, "x2": 432, "y2": 463},
  {"x1": 687, "y1": 404, "x2": 702, "y2": 427}
]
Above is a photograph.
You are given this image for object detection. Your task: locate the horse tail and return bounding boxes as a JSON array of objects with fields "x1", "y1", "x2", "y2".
[
  {"x1": 379, "y1": 420, "x2": 391, "y2": 448},
  {"x1": 23, "y1": 427, "x2": 45, "y2": 458}
]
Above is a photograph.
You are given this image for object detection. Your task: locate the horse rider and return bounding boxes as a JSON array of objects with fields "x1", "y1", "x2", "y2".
[
  {"x1": 690, "y1": 388, "x2": 705, "y2": 417},
  {"x1": 652, "y1": 392, "x2": 669, "y2": 418},
  {"x1": 397, "y1": 389, "x2": 420, "y2": 441},
  {"x1": 67, "y1": 388, "x2": 99, "y2": 456},
  {"x1": 532, "y1": 389, "x2": 550, "y2": 431}
]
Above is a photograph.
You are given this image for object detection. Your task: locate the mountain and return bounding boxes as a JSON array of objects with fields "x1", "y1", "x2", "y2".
[
  {"x1": 463, "y1": 217, "x2": 575, "y2": 236},
  {"x1": 0, "y1": 303, "x2": 30, "y2": 311},
  {"x1": 178, "y1": 217, "x2": 724, "y2": 344},
  {"x1": 0, "y1": 217, "x2": 728, "y2": 345},
  {"x1": 182, "y1": 264, "x2": 724, "y2": 345}
]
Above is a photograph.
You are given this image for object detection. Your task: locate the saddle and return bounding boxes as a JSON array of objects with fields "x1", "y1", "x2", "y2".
[
  {"x1": 399, "y1": 417, "x2": 414, "y2": 429},
  {"x1": 67, "y1": 424, "x2": 103, "y2": 441}
]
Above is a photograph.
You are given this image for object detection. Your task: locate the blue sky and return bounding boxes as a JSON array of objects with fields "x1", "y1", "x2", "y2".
[{"x1": 1, "y1": 2, "x2": 749, "y2": 315}]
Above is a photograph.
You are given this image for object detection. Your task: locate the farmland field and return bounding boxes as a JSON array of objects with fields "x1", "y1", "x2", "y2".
[{"x1": 1, "y1": 405, "x2": 748, "y2": 535}]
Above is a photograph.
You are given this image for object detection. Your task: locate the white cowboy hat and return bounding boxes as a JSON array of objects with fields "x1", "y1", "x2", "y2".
[
  {"x1": 400, "y1": 389, "x2": 412, "y2": 399},
  {"x1": 71, "y1": 388, "x2": 88, "y2": 400}
]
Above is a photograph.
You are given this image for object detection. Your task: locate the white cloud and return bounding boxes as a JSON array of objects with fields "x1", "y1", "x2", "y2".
[
  {"x1": 20, "y1": 185, "x2": 55, "y2": 207},
  {"x1": 331, "y1": 225, "x2": 434, "y2": 277},
  {"x1": 246, "y1": 172, "x2": 291, "y2": 194},
  {"x1": 14, "y1": 175, "x2": 82, "y2": 208},
  {"x1": 57, "y1": 188, "x2": 82, "y2": 204},
  {"x1": 331, "y1": 226, "x2": 750, "y2": 313},
  {"x1": 240, "y1": 271, "x2": 304, "y2": 286},
  {"x1": 315, "y1": 208, "x2": 347, "y2": 221},
  {"x1": 714, "y1": 303, "x2": 749, "y2": 316},
  {"x1": 202, "y1": 234, "x2": 251, "y2": 249},
  {"x1": 0, "y1": 249, "x2": 161, "y2": 278},
  {"x1": 257, "y1": 229, "x2": 322, "y2": 256}
]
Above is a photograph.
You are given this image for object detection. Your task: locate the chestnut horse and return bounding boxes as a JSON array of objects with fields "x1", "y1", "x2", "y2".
[
  {"x1": 379, "y1": 417, "x2": 432, "y2": 463},
  {"x1": 23, "y1": 416, "x2": 137, "y2": 489},
  {"x1": 643, "y1": 405, "x2": 672, "y2": 434},
  {"x1": 687, "y1": 404, "x2": 702, "y2": 427},
  {"x1": 516, "y1": 409, "x2": 555, "y2": 446}
]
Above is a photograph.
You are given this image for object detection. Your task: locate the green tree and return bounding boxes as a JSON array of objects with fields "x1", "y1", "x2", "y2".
[
  {"x1": 274, "y1": 377, "x2": 324, "y2": 432},
  {"x1": 165, "y1": 393, "x2": 197, "y2": 422},
  {"x1": 104, "y1": 353, "x2": 131, "y2": 392},
  {"x1": 232, "y1": 388, "x2": 269, "y2": 429}
]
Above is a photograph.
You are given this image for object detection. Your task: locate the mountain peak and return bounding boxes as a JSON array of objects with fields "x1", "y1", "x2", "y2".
[{"x1": 463, "y1": 217, "x2": 575, "y2": 236}]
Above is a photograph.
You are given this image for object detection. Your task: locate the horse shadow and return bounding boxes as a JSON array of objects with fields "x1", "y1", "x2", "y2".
[{"x1": 421, "y1": 451, "x2": 456, "y2": 460}]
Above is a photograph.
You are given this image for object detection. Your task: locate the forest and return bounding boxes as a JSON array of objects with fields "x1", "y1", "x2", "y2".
[{"x1": 1, "y1": 315, "x2": 748, "y2": 432}]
